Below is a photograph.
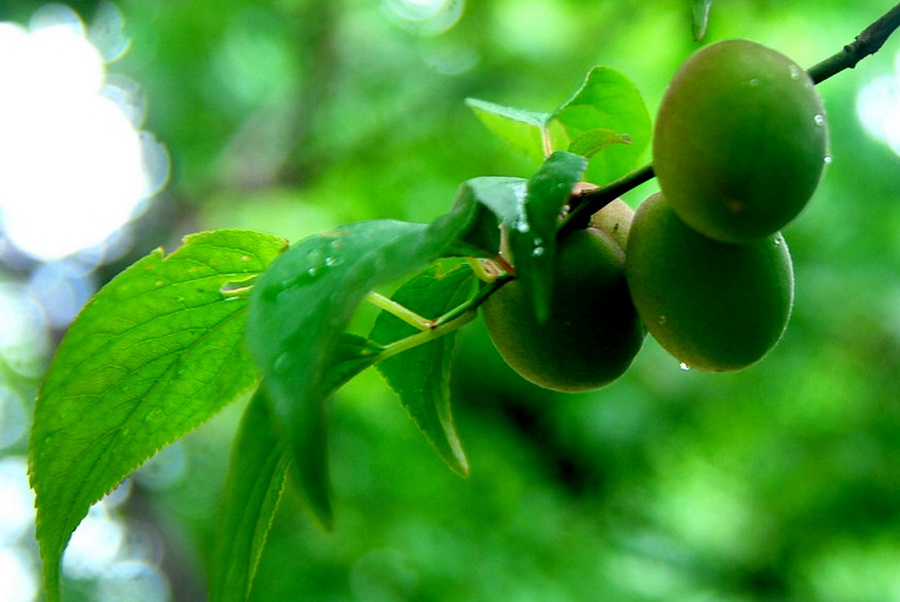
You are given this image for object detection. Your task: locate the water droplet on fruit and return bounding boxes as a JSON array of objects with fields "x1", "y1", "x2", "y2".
[
  {"x1": 679, "y1": 362, "x2": 691, "y2": 371},
  {"x1": 789, "y1": 64, "x2": 802, "y2": 80}
]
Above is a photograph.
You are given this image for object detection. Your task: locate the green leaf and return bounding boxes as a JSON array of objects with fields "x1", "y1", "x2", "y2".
[
  {"x1": 29, "y1": 229, "x2": 288, "y2": 602},
  {"x1": 209, "y1": 333, "x2": 383, "y2": 602},
  {"x1": 551, "y1": 66, "x2": 651, "y2": 186},
  {"x1": 246, "y1": 211, "x2": 473, "y2": 529},
  {"x1": 208, "y1": 387, "x2": 290, "y2": 602},
  {"x1": 692, "y1": 0, "x2": 714, "y2": 41},
  {"x1": 568, "y1": 128, "x2": 633, "y2": 159},
  {"x1": 465, "y1": 97, "x2": 550, "y2": 163},
  {"x1": 465, "y1": 176, "x2": 528, "y2": 227},
  {"x1": 370, "y1": 261, "x2": 475, "y2": 477},
  {"x1": 509, "y1": 151, "x2": 587, "y2": 322}
]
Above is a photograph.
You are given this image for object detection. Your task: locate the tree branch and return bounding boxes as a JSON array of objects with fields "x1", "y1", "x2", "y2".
[
  {"x1": 557, "y1": 163, "x2": 655, "y2": 236},
  {"x1": 807, "y1": 2, "x2": 900, "y2": 84}
]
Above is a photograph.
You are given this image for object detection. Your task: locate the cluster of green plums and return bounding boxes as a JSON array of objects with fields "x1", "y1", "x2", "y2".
[{"x1": 483, "y1": 39, "x2": 829, "y2": 392}]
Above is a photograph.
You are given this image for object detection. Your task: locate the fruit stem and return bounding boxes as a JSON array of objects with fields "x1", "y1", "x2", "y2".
[
  {"x1": 807, "y1": 2, "x2": 900, "y2": 84},
  {"x1": 365, "y1": 291, "x2": 432, "y2": 331},
  {"x1": 558, "y1": 162, "x2": 655, "y2": 236},
  {"x1": 378, "y1": 307, "x2": 478, "y2": 361},
  {"x1": 432, "y1": 276, "x2": 513, "y2": 328}
]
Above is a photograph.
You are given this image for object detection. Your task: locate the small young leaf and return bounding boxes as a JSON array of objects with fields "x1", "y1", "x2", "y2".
[
  {"x1": 370, "y1": 261, "x2": 475, "y2": 477},
  {"x1": 551, "y1": 66, "x2": 651, "y2": 186},
  {"x1": 692, "y1": 0, "x2": 714, "y2": 41},
  {"x1": 465, "y1": 97, "x2": 550, "y2": 163},
  {"x1": 29, "y1": 229, "x2": 288, "y2": 602},
  {"x1": 246, "y1": 211, "x2": 474, "y2": 529},
  {"x1": 509, "y1": 151, "x2": 587, "y2": 322},
  {"x1": 568, "y1": 128, "x2": 632, "y2": 159},
  {"x1": 208, "y1": 387, "x2": 290, "y2": 602}
]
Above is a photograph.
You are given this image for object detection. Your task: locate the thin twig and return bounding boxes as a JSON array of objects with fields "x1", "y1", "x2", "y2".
[
  {"x1": 557, "y1": 163, "x2": 655, "y2": 236},
  {"x1": 808, "y1": 2, "x2": 900, "y2": 84}
]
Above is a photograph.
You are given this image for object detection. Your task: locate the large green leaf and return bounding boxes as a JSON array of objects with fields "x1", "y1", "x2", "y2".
[
  {"x1": 370, "y1": 261, "x2": 475, "y2": 477},
  {"x1": 29, "y1": 229, "x2": 288, "y2": 602},
  {"x1": 551, "y1": 66, "x2": 651, "y2": 186},
  {"x1": 245, "y1": 209, "x2": 474, "y2": 529},
  {"x1": 509, "y1": 151, "x2": 587, "y2": 322},
  {"x1": 209, "y1": 334, "x2": 384, "y2": 602}
]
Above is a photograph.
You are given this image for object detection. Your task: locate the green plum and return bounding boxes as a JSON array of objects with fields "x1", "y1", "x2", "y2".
[
  {"x1": 482, "y1": 203, "x2": 644, "y2": 392},
  {"x1": 653, "y1": 39, "x2": 828, "y2": 242},
  {"x1": 625, "y1": 193, "x2": 793, "y2": 371}
]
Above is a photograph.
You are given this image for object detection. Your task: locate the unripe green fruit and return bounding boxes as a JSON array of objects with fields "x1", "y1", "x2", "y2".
[
  {"x1": 482, "y1": 209, "x2": 644, "y2": 392},
  {"x1": 654, "y1": 39, "x2": 828, "y2": 243},
  {"x1": 625, "y1": 193, "x2": 793, "y2": 371},
  {"x1": 589, "y1": 198, "x2": 632, "y2": 250}
]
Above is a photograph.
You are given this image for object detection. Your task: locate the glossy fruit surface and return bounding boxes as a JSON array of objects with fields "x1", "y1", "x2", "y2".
[
  {"x1": 653, "y1": 39, "x2": 828, "y2": 242},
  {"x1": 482, "y1": 217, "x2": 643, "y2": 392},
  {"x1": 625, "y1": 193, "x2": 793, "y2": 371}
]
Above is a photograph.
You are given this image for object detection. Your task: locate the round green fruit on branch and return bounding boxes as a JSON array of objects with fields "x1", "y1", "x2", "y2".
[
  {"x1": 482, "y1": 203, "x2": 644, "y2": 392},
  {"x1": 653, "y1": 39, "x2": 829, "y2": 243},
  {"x1": 589, "y1": 198, "x2": 632, "y2": 250},
  {"x1": 625, "y1": 193, "x2": 793, "y2": 372}
]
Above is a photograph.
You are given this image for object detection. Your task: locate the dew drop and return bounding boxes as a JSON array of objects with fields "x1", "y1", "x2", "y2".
[
  {"x1": 773, "y1": 237, "x2": 782, "y2": 246},
  {"x1": 824, "y1": 155, "x2": 833, "y2": 165},
  {"x1": 679, "y1": 362, "x2": 691, "y2": 371},
  {"x1": 748, "y1": 78, "x2": 759, "y2": 87},
  {"x1": 516, "y1": 220, "x2": 530, "y2": 233},
  {"x1": 532, "y1": 246, "x2": 545, "y2": 257},
  {"x1": 814, "y1": 114, "x2": 826, "y2": 127},
  {"x1": 325, "y1": 256, "x2": 343, "y2": 268},
  {"x1": 658, "y1": 315, "x2": 668, "y2": 326},
  {"x1": 789, "y1": 64, "x2": 802, "y2": 80},
  {"x1": 241, "y1": 255, "x2": 251, "y2": 262},
  {"x1": 307, "y1": 266, "x2": 319, "y2": 277}
]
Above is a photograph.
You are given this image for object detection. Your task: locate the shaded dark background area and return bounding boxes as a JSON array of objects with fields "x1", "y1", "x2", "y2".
[{"x1": 0, "y1": 1, "x2": 899, "y2": 600}]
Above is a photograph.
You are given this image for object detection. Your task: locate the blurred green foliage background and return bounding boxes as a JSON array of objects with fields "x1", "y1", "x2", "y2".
[{"x1": 2, "y1": 0, "x2": 900, "y2": 600}]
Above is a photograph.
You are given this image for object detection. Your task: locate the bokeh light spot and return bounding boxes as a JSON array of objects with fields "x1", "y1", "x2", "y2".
[
  {"x1": 0, "y1": 7, "x2": 168, "y2": 262},
  {"x1": 855, "y1": 53, "x2": 900, "y2": 156}
]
